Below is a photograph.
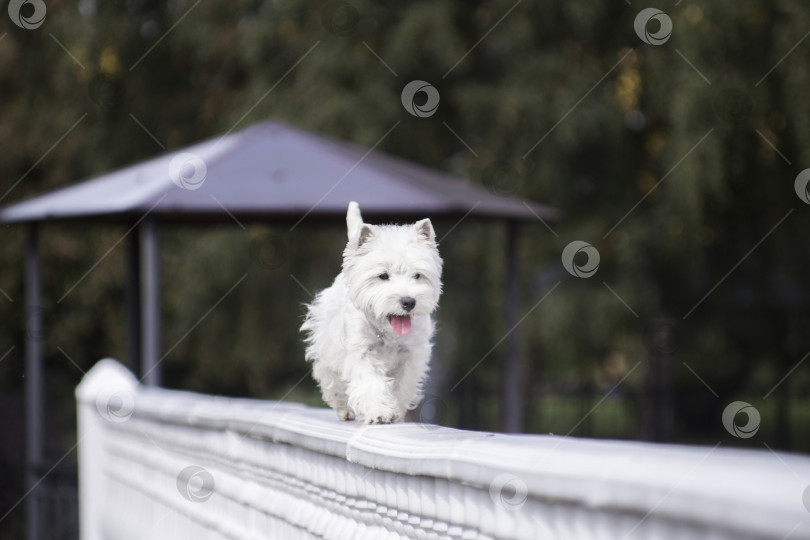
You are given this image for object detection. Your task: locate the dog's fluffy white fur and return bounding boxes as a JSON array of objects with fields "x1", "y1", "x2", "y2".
[{"x1": 301, "y1": 202, "x2": 443, "y2": 424}]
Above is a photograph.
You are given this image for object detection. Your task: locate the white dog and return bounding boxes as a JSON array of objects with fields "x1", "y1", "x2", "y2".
[{"x1": 301, "y1": 202, "x2": 443, "y2": 424}]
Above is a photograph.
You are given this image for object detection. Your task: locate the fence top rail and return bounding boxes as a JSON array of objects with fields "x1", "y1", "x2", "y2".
[{"x1": 77, "y1": 359, "x2": 810, "y2": 538}]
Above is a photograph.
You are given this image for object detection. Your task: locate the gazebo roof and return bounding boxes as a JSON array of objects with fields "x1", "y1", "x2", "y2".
[{"x1": 0, "y1": 120, "x2": 558, "y2": 224}]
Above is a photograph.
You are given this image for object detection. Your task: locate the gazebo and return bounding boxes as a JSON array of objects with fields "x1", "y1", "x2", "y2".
[{"x1": 0, "y1": 120, "x2": 557, "y2": 536}]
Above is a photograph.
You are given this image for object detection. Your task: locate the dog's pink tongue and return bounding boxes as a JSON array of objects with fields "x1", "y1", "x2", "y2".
[{"x1": 390, "y1": 315, "x2": 411, "y2": 335}]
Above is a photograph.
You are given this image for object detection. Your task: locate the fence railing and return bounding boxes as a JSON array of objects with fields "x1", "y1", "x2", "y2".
[{"x1": 76, "y1": 359, "x2": 810, "y2": 540}]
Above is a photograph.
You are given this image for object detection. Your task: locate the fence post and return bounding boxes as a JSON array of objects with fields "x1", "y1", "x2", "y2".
[{"x1": 75, "y1": 359, "x2": 138, "y2": 540}]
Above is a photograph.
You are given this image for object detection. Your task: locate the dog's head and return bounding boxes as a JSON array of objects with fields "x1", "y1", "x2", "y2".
[{"x1": 343, "y1": 202, "x2": 443, "y2": 335}]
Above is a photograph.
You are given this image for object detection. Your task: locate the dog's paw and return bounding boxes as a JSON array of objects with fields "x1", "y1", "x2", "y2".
[
  {"x1": 350, "y1": 394, "x2": 399, "y2": 425},
  {"x1": 365, "y1": 413, "x2": 396, "y2": 425},
  {"x1": 337, "y1": 409, "x2": 355, "y2": 421}
]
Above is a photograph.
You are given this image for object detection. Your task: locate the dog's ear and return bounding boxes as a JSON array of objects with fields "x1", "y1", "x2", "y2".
[
  {"x1": 346, "y1": 201, "x2": 364, "y2": 241},
  {"x1": 357, "y1": 224, "x2": 375, "y2": 247},
  {"x1": 413, "y1": 219, "x2": 436, "y2": 243}
]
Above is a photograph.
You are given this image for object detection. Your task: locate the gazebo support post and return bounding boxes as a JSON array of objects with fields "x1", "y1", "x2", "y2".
[
  {"x1": 25, "y1": 224, "x2": 43, "y2": 540},
  {"x1": 126, "y1": 227, "x2": 142, "y2": 377},
  {"x1": 139, "y1": 217, "x2": 161, "y2": 386},
  {"x1": 501, "y1": 220, "x2": 524, "y2": 433}
]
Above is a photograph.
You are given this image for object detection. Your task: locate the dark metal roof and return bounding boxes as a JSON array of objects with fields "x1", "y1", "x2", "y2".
[{"x1": 0, "y1": 121, "x2": 559, "y2": 224}]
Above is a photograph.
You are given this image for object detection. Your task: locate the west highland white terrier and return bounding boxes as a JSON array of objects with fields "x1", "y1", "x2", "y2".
[{"x1": 301, "y1": 202, "x2": 443, "y2": 424}]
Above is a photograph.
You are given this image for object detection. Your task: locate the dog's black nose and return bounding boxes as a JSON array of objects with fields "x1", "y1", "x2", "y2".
[{"x1": 400, "y1": 297, "x2": 416, "y2": 312}]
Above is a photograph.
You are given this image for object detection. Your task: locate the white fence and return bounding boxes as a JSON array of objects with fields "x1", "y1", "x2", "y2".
[{"x1": 76, "y1": 359, "x2": 810, "y2": 540}]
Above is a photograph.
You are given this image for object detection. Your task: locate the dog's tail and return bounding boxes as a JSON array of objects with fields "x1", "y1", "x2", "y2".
[{"x1": 346, "y1": 201, "x2": 363, "y2": 241}]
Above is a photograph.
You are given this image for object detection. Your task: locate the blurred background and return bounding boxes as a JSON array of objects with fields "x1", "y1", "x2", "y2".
[{"x1": 2, "y1": 0, "x2": 810, "y2": 537}]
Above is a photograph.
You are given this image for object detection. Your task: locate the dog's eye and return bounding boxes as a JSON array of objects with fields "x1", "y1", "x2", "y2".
[
  {"x1": 379, "y1": 272, "x2": 389, "y2": 280},
  {"x1": 414, "y1": 273, "x2": 421, "y2": 280}
]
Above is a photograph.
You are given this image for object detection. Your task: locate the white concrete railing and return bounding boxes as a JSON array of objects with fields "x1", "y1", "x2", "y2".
[{"x1": 76, "y1": 359, "x2": 810, "y2": 540}]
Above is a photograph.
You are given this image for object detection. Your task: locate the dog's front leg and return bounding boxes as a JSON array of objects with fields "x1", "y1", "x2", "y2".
[
  {"x1": 392, "y1": 348, "x2": 430, "y2": 419},
  {"x1": 344, "y1": 353, "x2": 398, "y2": 424}
]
